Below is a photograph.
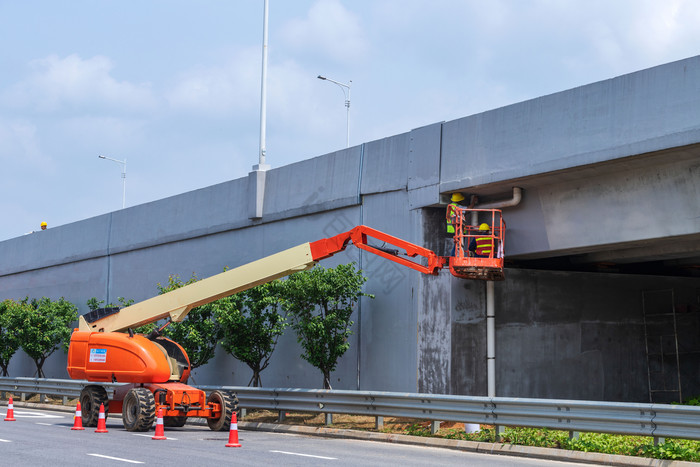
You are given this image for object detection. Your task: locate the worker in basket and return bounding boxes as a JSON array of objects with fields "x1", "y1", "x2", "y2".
[
  {"x1": 446, "y1": 193, "x2": 476, "y2": 256},
  {"x1": 469, "y1": 223, "x2": 494, "y2": 258},
  {"x1": 446, "y1": 193, "x2": 464, "y2": 235}
]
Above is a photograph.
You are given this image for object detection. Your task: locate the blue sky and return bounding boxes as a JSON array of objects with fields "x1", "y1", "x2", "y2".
[{"x1": 2, "y1": 0, "x2": 700, "y2": 241}]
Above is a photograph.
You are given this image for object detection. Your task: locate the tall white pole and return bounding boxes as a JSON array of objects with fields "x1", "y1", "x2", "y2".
[
  {"x1": 345, "y1": 83, "x2": 351, "y2": 148},
  {"x1": 121, "y1": 159, "x2": 126, "y2": 209},
  {"x1": 258, "y1": 0, "x2": 269, "y2": 167}
]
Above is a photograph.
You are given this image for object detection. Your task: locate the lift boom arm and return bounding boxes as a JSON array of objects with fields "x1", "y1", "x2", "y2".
[{"x1": 78, "y1": 225, "x2": 447, "y2": 333}]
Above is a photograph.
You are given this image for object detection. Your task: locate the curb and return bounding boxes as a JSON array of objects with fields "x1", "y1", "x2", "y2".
[
  {"x1": 3, "y1": 401, "x2": 696, "y2": 467},
  {"x1": 237, "y1": 421, "x2": 696, "y2": 467}
]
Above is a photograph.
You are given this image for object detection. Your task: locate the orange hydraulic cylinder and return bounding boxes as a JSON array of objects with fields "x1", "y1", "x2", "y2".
[{"x1": 67, "y1": 331, "x2": 172, "y2": 383}]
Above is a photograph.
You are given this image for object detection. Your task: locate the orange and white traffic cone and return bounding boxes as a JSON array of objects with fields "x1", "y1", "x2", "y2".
[
  {"x1": 95, "y1": 403, "x2": 108, "y2": 433},
  {"x1": 225, "y1": 412, "x2": 241, "y2": 447},
  {"x1": 152, "y1": 408, "x2": 166, "y2": 440},
  {"x1": 4, "y1": 396, "x2": 16, "y2": 421},
  {"x1": 71, "y1": 402, "x2": 85, "y2": 430}
]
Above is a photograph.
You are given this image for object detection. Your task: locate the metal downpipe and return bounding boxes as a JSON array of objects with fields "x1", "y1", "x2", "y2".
[
  {"x1": 487, "y1": 280, "x2": 495, "y2": 397},
  {"x1": 471, "y1": 187, "x2": 523, "y2": 398}
]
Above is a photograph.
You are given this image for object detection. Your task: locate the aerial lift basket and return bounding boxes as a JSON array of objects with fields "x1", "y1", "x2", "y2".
[{"x1": 448, "y1": 207, "x2": 505, "y2": 281}]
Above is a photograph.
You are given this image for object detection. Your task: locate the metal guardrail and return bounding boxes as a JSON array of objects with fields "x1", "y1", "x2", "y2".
[
  {"x1": 0, "y1": 377, "x2": 118, "y2": 404},
  {"x1": 2, "y1": 377, "x2": 699, "y2": 442}
]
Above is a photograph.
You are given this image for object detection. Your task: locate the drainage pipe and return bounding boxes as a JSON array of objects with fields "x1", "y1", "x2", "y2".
[
  {"x1": 486, "y1": 280, "x2": 495, "y2": 397},
  {"x1": 468, "y1": 187, "x2": 522, "y2": 398}
]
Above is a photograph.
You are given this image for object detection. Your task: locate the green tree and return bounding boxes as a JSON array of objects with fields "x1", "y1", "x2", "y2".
[
  {"x1": 86, "y1": 296, "x2": 152, "y2": 334},
  {"x1": 12, "y1": 297, "x2": 78, "y2": 378},
  {"x1": 280, "y1": 263, "x2": 372, "y2": 389},
  {"x1": 157, "y1": 274, "x2": 223, "y2": 370},
  {"x1": 86, "y1": 296, "x2": 134, "y2": 311},
  {"x1": 218, "y1": 281, "x2": 286, "y2": 387},
  {"x1": 0, "y1": 299, "x2": 23, "y2": 376}
]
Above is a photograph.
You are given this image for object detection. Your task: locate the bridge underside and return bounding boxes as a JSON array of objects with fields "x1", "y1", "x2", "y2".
[{"x1": 452, "y1": 142, "x2": 700, "y2": 278}]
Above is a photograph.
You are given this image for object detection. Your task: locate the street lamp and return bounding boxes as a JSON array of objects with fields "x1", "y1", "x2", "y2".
[
  {"x1": 98, "y1": 155, "x2": 126, "y2": 209},
  {"x1": 317, "y1": 75, "x2": 351, "y2": 148}
]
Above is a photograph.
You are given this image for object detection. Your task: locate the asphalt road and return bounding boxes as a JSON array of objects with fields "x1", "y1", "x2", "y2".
[{"x1": 0, "y1": 406, "x2": 597, "y2": 466}]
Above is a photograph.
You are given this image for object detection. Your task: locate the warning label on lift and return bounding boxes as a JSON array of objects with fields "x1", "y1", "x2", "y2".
[{"x1": 89, "y1": 348, "x2": 107, "y2": 363}]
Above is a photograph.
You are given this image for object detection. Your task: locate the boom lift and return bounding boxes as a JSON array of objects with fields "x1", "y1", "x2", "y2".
[{"x1": 67, "y1": 219, "x2": 504, "y2": 432}]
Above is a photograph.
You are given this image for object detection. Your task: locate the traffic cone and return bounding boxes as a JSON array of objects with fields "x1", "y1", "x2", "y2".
[
  {"x1": 152, "y1": 408, "x2": 166, "y2": 440},
  {"x1": 225, "y1": 412, "x2": 241, "y2": 447},
  {"x1": 95, "y1": 403, "x2": 108, "y2": 433},
  {"x1": 71, "y1": 402, "x2": 85, "y2": 430},
  {"x1": 4, "y1": 396, "x2": 16, "y2": 421}
]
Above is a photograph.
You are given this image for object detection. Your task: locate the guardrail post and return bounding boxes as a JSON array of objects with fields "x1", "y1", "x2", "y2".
[
  {"x1": 21, "y1": 392, "x2": 26, "y2": 402},
  {"x1": 495, "y1": 425, "x2": 505, "y2": 442},
  {"x1": 239, "y1": 408, "x2": 247, "y2": 419},
  {"x1": 654, "y1": 436, "x2": 665, "y2": 446},
  {"x1": 430, "y1": 421, "x2": 441, "y2": 435},
  {"x1": 62, "y1": 396, "x2": 68, "y2": 405},
  {"x1": 278, "y1": 411, "x2": 286, "y2": 422},
  {"x1": 375, "y1": 416, "x2": 384, "y2": 430},
  {"x1": 40, "y1": 393, "x2": 46, "y2": 403},
  {"x1": 325, "y1": 413, "x2": 333, "y2": 425},
  {"x1": 569, "y1": 431, "x2": 580, "y2": 440}
]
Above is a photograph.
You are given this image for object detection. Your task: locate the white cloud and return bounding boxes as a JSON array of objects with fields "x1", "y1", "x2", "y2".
[
  {"x1": 623, "y1": 0, "x2": 700, "y2": 62},
  {"x1": 280, "y1": 0, "x2": 368, "y2": 63},
  {"x1": 165, "y1": 47, "x2": 261, "y2": 116},
  {"x1": 2, "y1": 54, "x2": 156, "y2": 114},
  {"x1": 0, "y1": 118, "x2": 51, "y2": 169},
  {"x1": 165, "y1": 46, "x2": 340, "y2": 137}
]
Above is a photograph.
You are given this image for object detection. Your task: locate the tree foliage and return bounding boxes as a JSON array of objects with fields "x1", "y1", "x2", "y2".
[
  {"x1": 86, "y1": 296, "x2": 134, "y2": 311},
  {"x1": 157, "y1": 274, "x2": 224, "y2": 370},
  {"x1": 218, "y1": 281, "x2": 286, "y2": 387},
  {"x1": 0, "y1": 299, "x2": 23, "y2": 376},
  {"x1": 280, "y1": 263, "x2": 372, "y2": 389},
  {"x1": 10, "y1": 297, "x2": 77, "y2": 378}
]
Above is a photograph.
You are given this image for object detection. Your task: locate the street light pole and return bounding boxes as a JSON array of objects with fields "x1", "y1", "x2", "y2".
[
  {"x1": 258, "y1": 0, "x2": 269, "y2": 169},
  {"x1": 98, "y1": 155, "x2": 127, "y2": 209},
  {"x1": 249, "y1": 0, "x2": 270, "y2": 220},
  {"x1": 317, "y1": 75, "x2": 351, "y2": 148}
]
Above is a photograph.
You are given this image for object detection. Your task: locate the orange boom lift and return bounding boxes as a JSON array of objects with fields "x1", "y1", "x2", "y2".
[{"x1": 67, "y1": 218, "x2": 504, "y2": 432}]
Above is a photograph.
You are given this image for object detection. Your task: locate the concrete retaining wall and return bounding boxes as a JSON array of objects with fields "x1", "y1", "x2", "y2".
[{"x1": 3, "y1": 56, "x2": 700, "y2": 401}]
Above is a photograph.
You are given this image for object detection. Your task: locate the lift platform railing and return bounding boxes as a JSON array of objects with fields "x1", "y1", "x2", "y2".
[{"x1": 448, "y1": 207, "x2": 505, "y2": 280}]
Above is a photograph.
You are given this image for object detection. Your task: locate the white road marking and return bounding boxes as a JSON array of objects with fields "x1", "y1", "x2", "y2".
[
  {"x1": 36, "y1": 422, "x2": 54, "y2": 426},
  {"x1": 270, "y1": 450, "x2": 337, "y2": 460},
  {"x1": 0, "y1": 410, "x2": 63, "y2": 419},
  {"x1": 87, "y1": 454, "x2": 144, "y2": 464},
  {"x1": 0, "y1": 439, "x2": 11, "y2": 443},
  {"x1": 132, "y1": 433, "x2": 177, "y2": 440}
]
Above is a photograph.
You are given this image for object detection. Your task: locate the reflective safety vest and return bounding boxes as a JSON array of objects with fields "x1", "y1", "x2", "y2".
[
  {"x1": 446, "y1": 203, "x2": 459, "y2": 233},
  {"x1": 475, "y1": 236, "x2": 493, "y2": 256}
]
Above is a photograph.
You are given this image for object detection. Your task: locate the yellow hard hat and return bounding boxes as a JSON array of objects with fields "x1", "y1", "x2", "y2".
[
  {"x1": 451, "y1": 193, "x2": 465, "y2": 202},
  {"x1": 40, "y1": 222, "x2": 47, "y2": 227},
  {"x1": 479, "y1": 223, "x2": 490, "y2": 231}
]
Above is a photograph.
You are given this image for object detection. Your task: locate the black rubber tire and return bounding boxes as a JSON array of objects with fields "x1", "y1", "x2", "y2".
[
  {"x1": 122, "y1": 387, "x2": 156, "y2": 432},
  {"x1": 163, "y1": 415, "x2": 187, "y2": 427},
  {"x1": 79, "y1": 385, "x2": 109, "y2": 427},
  {"x1": 206, "y1": 390, "x2": 238, "y2": 431}
]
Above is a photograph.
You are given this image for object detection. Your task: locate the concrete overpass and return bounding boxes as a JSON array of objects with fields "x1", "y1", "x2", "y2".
[{"x1": 1, "y1": 55, "x2": 699, "y2": 403}]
